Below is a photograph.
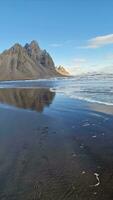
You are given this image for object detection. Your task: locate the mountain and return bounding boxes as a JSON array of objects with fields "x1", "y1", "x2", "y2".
[
  {"x1": 0, "y1": 41, "x2": 63, "y2": 80},
  {"x1": 56, "y1": 65, "x2": 70, "y2": 76}
]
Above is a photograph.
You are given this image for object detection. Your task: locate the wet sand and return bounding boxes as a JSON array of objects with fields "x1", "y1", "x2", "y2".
[{"x1": 0, "y1": 88, "x2": 113, "y2": 199}]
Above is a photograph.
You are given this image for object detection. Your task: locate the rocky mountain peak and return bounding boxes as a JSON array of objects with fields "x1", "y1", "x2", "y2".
[
  {"x1": 10, "y1": 43, "x2": 23, "y2": 52},
  {"x1": 24, "y1": 40, "x2": 41, "y2": 58},
  {"x1": 56, "y1": 65, "x2": 70, "y2": 76},
  {"x1": 0, "y1": 40, "x2": 64, "y2": 80},
  {"x1": 30, "y1": 40, "x2": 40, "y2": 50},
  {"x1": 42, "y1": 49, "x2": 48, "y2": 55}
]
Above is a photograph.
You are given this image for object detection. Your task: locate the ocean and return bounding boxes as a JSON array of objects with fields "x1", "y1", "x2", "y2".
[
  {"x1": 0, "y1": 73, "x2": 113, "y2": 106},
  {"x1": 51, "y1": 73, "x2": 113, "y2": 105}
]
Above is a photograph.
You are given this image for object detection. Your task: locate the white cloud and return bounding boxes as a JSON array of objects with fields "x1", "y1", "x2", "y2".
[
  {"x1": 65, "y1": 58, "x2": 88, "y2": 75},
  {"x1": 49, "y1": 43, "x2": 63, "y2": 47},
  {"x1": 106, "y1": 53, "x2": 113, "y2": 60},
  {"x1": 49, "y1": 39, "x2": 76, "y2": 48},
  {"x1": 80, "y1": 34, "x2": 113, "y2": 49},
  {"x1": 72, "y1": 58, "x2": 87, "y2": 66}
]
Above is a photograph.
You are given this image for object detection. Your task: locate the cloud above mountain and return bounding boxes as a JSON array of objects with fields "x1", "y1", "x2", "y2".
[
  {"x1": 73, "y1": 58, "x2": 87, "y2": 66},
  {"x1": 81, "y1": 34, "x2": 113, "y2": 49}
]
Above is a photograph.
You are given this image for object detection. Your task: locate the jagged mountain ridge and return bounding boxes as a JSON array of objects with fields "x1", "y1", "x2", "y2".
[
  {"x1": 56, "y1": 65, "x2": 70, "y2": 76},
  {"x1": 0, "y1": 41, "x2": 62, "y2": 80}
]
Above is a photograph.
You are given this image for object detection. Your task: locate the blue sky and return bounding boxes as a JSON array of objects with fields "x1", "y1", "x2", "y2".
[{"x1": 0, "y1": 0, "x2": 113, "y2": 74}]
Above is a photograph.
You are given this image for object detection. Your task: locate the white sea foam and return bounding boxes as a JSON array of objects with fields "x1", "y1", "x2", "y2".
[
  {"x1": 93, "y1": 173, "x2": 100, "y2": 187},
  {"x1": 90, "y1": 173, "x2": 100, "y2": 187},
  {"x1": 51, "y1": 74, "x2": 113, "y2": 106}
]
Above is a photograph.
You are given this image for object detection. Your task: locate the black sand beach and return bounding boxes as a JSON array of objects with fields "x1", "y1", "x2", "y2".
[{"x1": 0, "y1": 88, "x2": 113, "y2": 199}]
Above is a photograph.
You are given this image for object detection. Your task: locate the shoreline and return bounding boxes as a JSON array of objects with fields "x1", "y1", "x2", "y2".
[{"x1": 0, "y1": 88, "x2": 112, "y2": 199}]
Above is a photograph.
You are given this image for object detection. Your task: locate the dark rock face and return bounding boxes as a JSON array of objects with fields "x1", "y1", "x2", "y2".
[
  {"x1": 40, "y1": 50, "x2": 55, "y2": 69},
  {"x1": 0, "y1": 41, "x2": 62, "y2": 80},
  {"x1": 24, "y1": 41, "x2": 42, "y2": 61}
]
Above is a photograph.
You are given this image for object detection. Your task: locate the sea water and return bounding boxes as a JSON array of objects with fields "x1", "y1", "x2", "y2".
[{"x1": 0, "y1": 73, "x2": 113, "y2": 105}]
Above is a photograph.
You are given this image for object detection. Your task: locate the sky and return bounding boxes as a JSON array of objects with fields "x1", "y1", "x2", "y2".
[{"x1": 0, "y1": 0, "x2": 113, "y2": 74}]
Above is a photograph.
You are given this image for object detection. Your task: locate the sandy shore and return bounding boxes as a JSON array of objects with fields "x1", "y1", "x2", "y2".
[{"x1": 0, "y1": 88, "x2": 113, "y2": 199}]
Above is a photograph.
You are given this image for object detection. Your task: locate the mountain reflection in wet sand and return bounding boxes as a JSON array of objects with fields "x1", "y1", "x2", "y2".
[
  {"x1": 0, "y1": 88, "x2": 55, "y2": 112},
  {"x1": 0, "y1": 87, "x2": 113, "y2": 200}
]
